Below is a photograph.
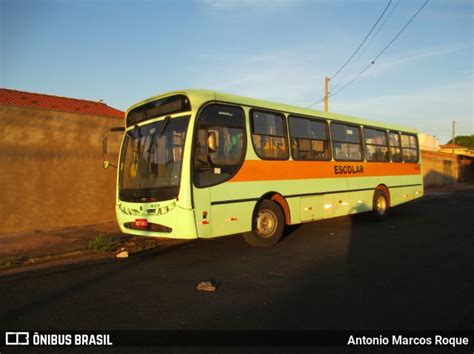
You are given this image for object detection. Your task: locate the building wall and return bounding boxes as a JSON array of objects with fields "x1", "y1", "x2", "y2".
[
  {"x1": 0, "y1": 105, "x2": 123, "y2": 234},
  {"x1": 459, "y1": 156, "x2": 473, "y2": 182},
  {"x1": 421, "y1": 150, "x2": 458, "y2": 187},
  {"x1": 419, "y1": 133, "x2": 440, "y2": 151}
]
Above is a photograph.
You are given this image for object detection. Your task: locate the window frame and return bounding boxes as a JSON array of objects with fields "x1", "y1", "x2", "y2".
[
  {"x1": 192, "y1": 103, "x2": 247, "y2": 189},
  {"x1": 330, "y1": 122, "x2": 364, "y2": 162},
  {"x1": 400, "y1": 132, "x2": 420, "y2": 163},
  {"x1": 288, "y1": 115, "x2": 332, "y2": 161},
  {"x1": 250, "y1": 109, "x2": 289, "y2": 161},
  {"x1": 388, "y1": 130, "x2": 403, "y2": 163},
  {"x1": 363, "y1": 127, "x2": 390, "y2": 163}
]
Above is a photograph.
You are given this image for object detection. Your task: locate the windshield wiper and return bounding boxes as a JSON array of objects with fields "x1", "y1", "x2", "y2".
[
  {"x1": 147, "y1": 116, "x2": 171, "y2": 154},
  {"x1": 157, "y1": 115, "x2": 171, "y2": 137},
  {"x1": 143, "y1": 116, "x2": 172, "y2": 184}
]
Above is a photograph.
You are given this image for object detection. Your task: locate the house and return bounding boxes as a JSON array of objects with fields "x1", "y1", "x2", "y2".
[
  {"x1": 0, "y1": 88, "x2": 124, "y2": 234},
  {"x1": 439, "y1": 143, "x2": 474, "y2": 158},
  {"x1": 419, "y1": 135, "x2": 474, "y2": 186}
]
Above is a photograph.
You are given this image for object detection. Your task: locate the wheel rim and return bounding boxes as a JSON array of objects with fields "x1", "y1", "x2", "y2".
[
  {"x1": 376, "y1": 195, "x2": 387, "y2": 215},
  {"x1": 256, "y1": 209, "x2": 277, "y2": 238}
]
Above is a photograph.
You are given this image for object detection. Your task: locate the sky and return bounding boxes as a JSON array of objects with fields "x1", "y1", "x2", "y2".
[{"x1": 1, "y1": 0, "x2": 472, "y2": 144}]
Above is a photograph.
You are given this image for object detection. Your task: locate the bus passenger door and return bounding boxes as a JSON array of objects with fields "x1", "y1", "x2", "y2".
[
  {"x1": 192, "y1": 127, "x2": 213, "y2": 238},
  {"x1": 192, "y1": 103, "x2": 247, "y2": 238}
]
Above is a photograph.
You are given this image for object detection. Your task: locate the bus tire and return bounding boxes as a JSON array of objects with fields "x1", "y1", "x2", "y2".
[
  {"x1": 243, "y1": 199, "x2": 284, "y2": 247},
  {"x1": 372, "y1": 189, "x2": 389, "y2": 220}
]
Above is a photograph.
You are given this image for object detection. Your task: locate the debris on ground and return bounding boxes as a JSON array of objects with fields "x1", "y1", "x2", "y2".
[
  {"x1": 197, "y1": 281, "x2": 216, "y2": 292},
  {"x1": 267, "y1": 272, "x2": 283, "y2": 278},
  {"x1": 116, "y1": 248, "x2": 129, "y2": 258}
]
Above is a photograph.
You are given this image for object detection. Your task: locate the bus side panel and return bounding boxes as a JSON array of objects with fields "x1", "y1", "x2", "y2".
[
  {"x1": 290, "y1": 176, "x2": 348, "y2": 221},
  {"x1": 299, "y1": 196, "x2": 323, "y2": 222},
  {"x1": 208, "y1": 180, "x2": 290, "y2": 238},
  {"x1": 209, "y1": 201, "x2": 255, "y2": 238}
]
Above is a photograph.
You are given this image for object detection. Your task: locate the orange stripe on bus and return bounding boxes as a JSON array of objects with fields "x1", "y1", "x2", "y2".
[{"x1": 230, "y1": 160, "x2": 421, "y2": 182}]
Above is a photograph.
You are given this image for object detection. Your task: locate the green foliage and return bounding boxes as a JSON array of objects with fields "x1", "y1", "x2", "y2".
[
  {"x1": 0, "y1": 255, "x2": 26, "y2": 269},
  {"x1": 446, "y1": 135, "x2": 474, "y2": 149},
  {"x1": 88, "y1": 234, "x2": 119, "y2": 253}
]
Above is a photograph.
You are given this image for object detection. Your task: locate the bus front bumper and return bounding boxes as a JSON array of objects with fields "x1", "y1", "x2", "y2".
[{"x1": 115, "y1": 200, "x2": 198, "y2": 239}]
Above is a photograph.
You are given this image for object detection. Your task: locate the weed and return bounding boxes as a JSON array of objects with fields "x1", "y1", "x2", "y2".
[
  {"x1": 0, "y1": 255, "x2": 27, "y2": 269},
  {"x1": 88, "y1": 234, "x2": 119, "y2": 253}
]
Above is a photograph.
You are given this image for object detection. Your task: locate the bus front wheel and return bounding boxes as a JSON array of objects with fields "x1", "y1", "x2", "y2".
[
  {"x1": 243, "y1": 199, "x2": 284, "y2": 247},
  {"x1": 372, "y1": 189, "x2": 389, "y2": 220}
]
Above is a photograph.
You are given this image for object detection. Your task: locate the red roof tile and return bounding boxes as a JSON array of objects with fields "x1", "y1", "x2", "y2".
[
  {"x1": 0, "y1": 88, "x2": 124, "y2": 119},
  {"x1": 439, "y1": 144, "x2": 469, "y2": 150}
]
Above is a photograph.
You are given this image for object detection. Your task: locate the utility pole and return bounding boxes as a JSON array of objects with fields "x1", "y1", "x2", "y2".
[
  {"x1": 452, "y1": 120, "x2": 456, "y2": 154},
  {"x1": 324, "y1": 77, "x2": 330, "y2": 112}
]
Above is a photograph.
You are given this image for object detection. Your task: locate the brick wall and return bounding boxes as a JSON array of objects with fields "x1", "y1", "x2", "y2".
[{"x1": 0, "y1": 105, "x2": 123, "y2": 234}]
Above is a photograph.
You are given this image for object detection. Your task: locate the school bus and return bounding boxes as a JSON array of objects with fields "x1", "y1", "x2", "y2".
[{"x1": 103, "y1": 90, "x2": 423, "y2": 247}]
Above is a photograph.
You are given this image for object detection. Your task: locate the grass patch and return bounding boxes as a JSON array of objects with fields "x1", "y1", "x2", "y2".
[
  {"x1": 0, "y1": 255, "x2": 27, "y2": 269},
  {"x1": 88, "y1": 234, "x2": 119, "y2": 253}
]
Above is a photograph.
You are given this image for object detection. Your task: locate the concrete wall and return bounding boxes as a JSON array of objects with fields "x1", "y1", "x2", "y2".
[
  {"x1": 0, "y1": 105, "x2": 123, "y2": 234},
  {"x1": 419, "y1": 133, "x2": 440, "y2": 152},
  {"x1": 421, "y1": 150, "x2": 458, "y2": 187}
]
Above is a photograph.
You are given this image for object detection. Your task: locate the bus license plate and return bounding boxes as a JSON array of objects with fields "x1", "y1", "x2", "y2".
[{"x1": 135, "y1": 219, "x2": 148, "y2": 229}]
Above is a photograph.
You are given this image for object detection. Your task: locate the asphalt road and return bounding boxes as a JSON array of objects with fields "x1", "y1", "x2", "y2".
[{"x1": 1, "y1": 192, "x2": 473, "y2": 338}]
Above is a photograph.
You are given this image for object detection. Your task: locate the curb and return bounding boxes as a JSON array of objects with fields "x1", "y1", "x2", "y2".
[{"x1": 0, "y1": 240, "x2": 190, "y2": 277}]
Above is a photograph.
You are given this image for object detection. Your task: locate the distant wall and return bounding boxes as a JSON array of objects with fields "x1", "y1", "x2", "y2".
[
  {"x1": 0, "y1": 105, "x2": 123, "y2": 234},
  {"x1": 421, "y1": 150, "x2": 458, "y2": 187}
]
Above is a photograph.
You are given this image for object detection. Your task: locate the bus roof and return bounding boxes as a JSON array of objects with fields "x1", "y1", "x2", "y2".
[{"x1": 126, "y1": 89, "x2": 418, "y2": 134}]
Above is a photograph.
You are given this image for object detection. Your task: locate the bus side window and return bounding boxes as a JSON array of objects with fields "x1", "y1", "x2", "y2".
[
  {"x1": 251, "y1": 110, "x2": 288, "y2": 160},
  {"x1": 288, "y1": 115, "x2": 330, "y2": 160},
  {"x1": 193, "y1": 104, "x2": 246, "y2": 188},
  {"x1": 389, "y1": 131, "x2": 403, "y2": 162},
  {"x1": 364, "y1": 127, "x2": 389, "y2": 162},
  {"x1": 331, "y1": 123, "x2": 363, "y2": 161},
  {"x1": 401, "y1": 133, "x2": 419, "y2": 162}
]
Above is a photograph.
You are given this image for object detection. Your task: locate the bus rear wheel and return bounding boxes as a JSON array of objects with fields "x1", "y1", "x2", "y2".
[
  {"x1": 243, "y1": 199, "x2": 284, "y2": 247},
  {"x1": 372, "y1": 189, "x2": 389, "y2": 220}
]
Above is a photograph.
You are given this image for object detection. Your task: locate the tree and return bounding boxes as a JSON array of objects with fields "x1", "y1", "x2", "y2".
[{"x1": 446, "y1": 135, "x2": 474, "y2": 149}]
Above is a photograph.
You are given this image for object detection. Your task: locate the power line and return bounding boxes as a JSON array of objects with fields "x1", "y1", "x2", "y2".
[
  {"x1": 308, "y1": 0, "x2": 429, "y2": 108},
  {"x1": 330, "y1": 0, "x2": 392, "y2": 81},
  {"x1": 373, "y1": 0, "x2": 429, "y2": 63},
  {"x1": 331, "y1": 0, "x2": 401, "y2": 92}
]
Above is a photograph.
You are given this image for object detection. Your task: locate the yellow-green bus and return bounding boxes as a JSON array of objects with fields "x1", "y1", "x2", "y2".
[{"x1": 105, "y1": 89, "x2": 423, "y2": 247}]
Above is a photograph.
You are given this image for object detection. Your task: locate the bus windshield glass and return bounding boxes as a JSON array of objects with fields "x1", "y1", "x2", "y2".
[{"x1": 119, "y1": 115, "x2": 190, "y2": 202}]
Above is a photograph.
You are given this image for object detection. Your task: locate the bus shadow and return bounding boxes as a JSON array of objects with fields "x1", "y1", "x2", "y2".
[{"x1": 189, "y1": 196, "x2": 474, "y2": 331}]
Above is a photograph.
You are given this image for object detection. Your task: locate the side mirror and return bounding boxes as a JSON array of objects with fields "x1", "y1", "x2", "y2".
[
  {"x1": 102, "y1": 126, "x2": 124, "y2": 169},
  {"x1": 102, "y1": 135, "x2": 108, "y2": 156},
  {"x1": 111, "y1": 127, "x2": 125, "y2": 132},
  {"x1": 208, "y1": 131, "x2": 217, "y2": 153}
]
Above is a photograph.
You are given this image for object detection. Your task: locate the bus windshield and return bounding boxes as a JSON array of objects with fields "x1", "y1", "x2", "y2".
[{"x1": 119, "y1": 115, "x2": 190, "y2": 202}]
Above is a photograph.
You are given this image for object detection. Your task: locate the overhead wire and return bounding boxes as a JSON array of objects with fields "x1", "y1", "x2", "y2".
[
  {"x1": 331, "y1": 0, "x2": 401, "y2": 92},
  {"x1": 330, "y1": 0, "x2": 393, "y2": 81},
  {"x1": 308, "y1": 0, "x2": 429, "y2": 108}
]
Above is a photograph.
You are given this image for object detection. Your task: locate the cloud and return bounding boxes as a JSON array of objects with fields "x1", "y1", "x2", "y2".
[
  {"x1": 188, "y1": 39, "x2": 472, "y2": 144},
  {"x1": 192, "y1": 50, "x2": 326, "y2": 105},
  {"x1": 331, "y1": 80, "x2": 473, "y2": 144},
  {"x1": 331, "y1": 41, "x2": 473, "y2": 87}
]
